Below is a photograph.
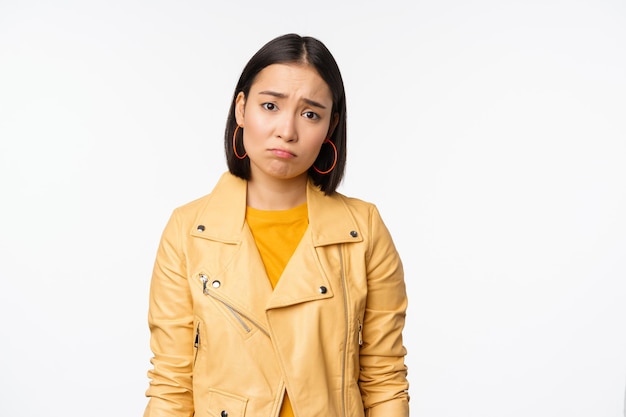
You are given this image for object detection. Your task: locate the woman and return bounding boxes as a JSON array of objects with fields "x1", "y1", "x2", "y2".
[{"x1": 144, "y1": 33, "x2": 409, "y2": 417}]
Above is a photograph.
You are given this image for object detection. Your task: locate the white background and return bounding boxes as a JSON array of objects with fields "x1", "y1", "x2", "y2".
[{"x1": 1, "y1": 1, "x2": 625, "y2": 416}]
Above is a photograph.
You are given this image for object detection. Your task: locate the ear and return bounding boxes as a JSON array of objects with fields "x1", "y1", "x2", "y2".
[
  {"x1": 235, "y1": 92, "x2": 246, "y2": 126},
  {"x1": 327, "y1": 113, "x2": 339, "y2": 138}
]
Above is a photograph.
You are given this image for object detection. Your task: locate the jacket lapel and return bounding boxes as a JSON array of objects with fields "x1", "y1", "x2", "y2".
[
  {"x1": 266, "y1": 180, "x2": 363, "y2": 309},
  {"x1": 189, "y1": 173, "x2": 273, "y2": 331},
  {"x1": 265, "y1": 227, "x2": 332, "y2": 309},
  {"x1": 190, "y1": 173, "x2": 365, "y2": 319}
]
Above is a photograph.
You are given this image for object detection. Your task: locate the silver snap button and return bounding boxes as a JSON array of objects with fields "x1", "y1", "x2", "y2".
[
  {"x1": 319, "y1": 286, "x2": 327, "y2": 294},
  {"x1": 212, "y1": 280, "x2": 221, "y2": 288},
  {"x1": 197, "y1": 225, "x2": 205, "y2": 232},
  {"x1": 350, "y1": 230, "x2": 358, "y2": 237}
]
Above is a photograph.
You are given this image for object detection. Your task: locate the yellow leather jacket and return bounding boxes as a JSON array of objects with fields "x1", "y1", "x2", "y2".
[{"x1": 144, "y1": 172, "x2": 409, "y2": 417}]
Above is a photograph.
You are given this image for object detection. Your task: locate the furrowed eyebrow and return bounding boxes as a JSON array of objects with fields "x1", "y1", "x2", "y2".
[
  {"x1": 258, "y1": 90, "x2": 287, "y2": 99},
  {"x1": 258, "y1": 90, "x2": 328, "y2": 110},
  {"x1": 303, "y1": 98, "x2": 327, "y2": 110}
]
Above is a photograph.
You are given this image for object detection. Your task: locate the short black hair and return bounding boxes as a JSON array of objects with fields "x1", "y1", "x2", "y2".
[{"x1": 224, "y1": 33, "x2": 347, "y2": 195}]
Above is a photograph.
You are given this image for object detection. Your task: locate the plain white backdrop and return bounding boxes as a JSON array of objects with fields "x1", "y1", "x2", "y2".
[{"x1": 1, "y1": 1, "x2": 625, "y2": 416}]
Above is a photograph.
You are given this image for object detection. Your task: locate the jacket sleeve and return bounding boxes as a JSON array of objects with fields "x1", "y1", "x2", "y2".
[
  {"x1": 360, "y1": 205, "x2": 410, "y2": 417},
  {"x1": 144, "y1": 209, "x2": 195, "y2": 417}
]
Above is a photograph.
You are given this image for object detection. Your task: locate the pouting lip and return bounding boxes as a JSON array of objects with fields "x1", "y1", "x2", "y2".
[{"x1": 269, "y1": 148, "x2": 297, "y2": 157}]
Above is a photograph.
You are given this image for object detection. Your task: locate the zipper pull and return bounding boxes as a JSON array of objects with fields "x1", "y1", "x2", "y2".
[
  {"x1": 358, "y1": 319, "x2": 363, "y2": 346},
  {"x1": 194, "y1": 324, "x2": 200, "y2": 348},
  {"x1": 199, "y1": 274, "x2": 209, "y2": 294}
]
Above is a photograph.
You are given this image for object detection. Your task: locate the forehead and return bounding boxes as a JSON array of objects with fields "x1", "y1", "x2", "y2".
[{"x1": 250, "y1": 63, "x2": 332, "y2": 102}]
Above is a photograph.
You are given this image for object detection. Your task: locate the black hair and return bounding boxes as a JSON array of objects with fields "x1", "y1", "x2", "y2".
[{"x1": 224, "y1": 33, "x2": 347, "y2": 195}]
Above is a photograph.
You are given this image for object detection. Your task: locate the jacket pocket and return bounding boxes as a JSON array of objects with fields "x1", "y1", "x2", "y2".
[{"x1": 206, "y1": 388, "x2": 248, "y2": 417}]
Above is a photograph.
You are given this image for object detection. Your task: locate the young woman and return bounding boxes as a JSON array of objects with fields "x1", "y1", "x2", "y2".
[{"x1": 144, "y1": 33, "x2": 409, "y2": 417}]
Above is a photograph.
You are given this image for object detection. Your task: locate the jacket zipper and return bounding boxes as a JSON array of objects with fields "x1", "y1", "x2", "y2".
[
  {"x1": 193, "y1": 322, "x2": 201, "y2": 366},
  {"x1": 338, "y1": 245, "x2": 348, "y2": 417},
  {"x1": 200, "y1": 274, "x2": 209, "y2": 294},
  {"x1": 225, "y1": 305, "x2": 251, "y2": 333},
  {"x1": 198, "y1": 273, "x2": 264, "y2": 336},
  {"x1": 358, "y1": 318, "x2": 363, "y2": 346}
]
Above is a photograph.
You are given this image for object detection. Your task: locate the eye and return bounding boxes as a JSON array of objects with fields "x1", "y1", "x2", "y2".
[
  {"x1": 262, "y1": 102, "x2": 277, "y2": 111},
  {"x1": 302, "y1": 111, "x2": 320, "y2": 120}
]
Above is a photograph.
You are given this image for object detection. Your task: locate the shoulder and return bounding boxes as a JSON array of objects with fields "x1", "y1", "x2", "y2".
[
  {"x1": 334, "y1": 191, "x2": 375, "y2": 210},
  {"x1": 333, "y1": 192, "x2": 396, "y2": 243},
  {"x1": 307, "y1": 179, "x2": 385, "y2": 223},
  {"x1": 329, "y1": 190, "x2": 383, "y2": 221},
  {"x1": 172, "y1": 193, "x2": 212, "y2": 218},
  {"x1": 311, "y1": 187, "x2": 390, "y2": 237},
  {"x1": 171, "y1": 172, "x2": 245, "y2": 219}
]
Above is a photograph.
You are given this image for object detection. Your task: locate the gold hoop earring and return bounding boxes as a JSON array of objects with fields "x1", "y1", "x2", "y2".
[
  {"x1": 233, "y1": 125, "x2": 247, "y2": 159},
  {"x1": 313, "y1": 139, "x2": 337, "y2": 174}
]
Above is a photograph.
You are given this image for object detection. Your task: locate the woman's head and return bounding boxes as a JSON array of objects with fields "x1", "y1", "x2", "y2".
[{"x1": 225, "y1": 34, "x2": 347, "y2": 195}]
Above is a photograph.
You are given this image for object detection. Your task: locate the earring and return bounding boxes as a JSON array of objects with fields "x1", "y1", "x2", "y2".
[
  {"x1": 233, "y1": 125, "x2": 247, "y2": 159},
  {"x1": 313, "y1": 139, "x2": 337, "y2": 174}
]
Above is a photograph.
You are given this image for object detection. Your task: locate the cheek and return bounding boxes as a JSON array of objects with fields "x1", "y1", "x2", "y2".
[
  {"x1": 243, "y1": 114, "x2": 270, "y2": 141},
  {"x1": 311, "y1": 124, "x2": 331, "y2": 143},
  {"x1": 306, "y1": 136, "x2": 329, "y2": 157},
  {"x1": 301, "y1": 118, "x2": 331, "y2": 139}
]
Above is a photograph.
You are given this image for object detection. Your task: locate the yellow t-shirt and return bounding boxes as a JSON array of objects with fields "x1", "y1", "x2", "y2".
[{"x1": 246, "y1": 202, "x2": 308, "y2": 417}]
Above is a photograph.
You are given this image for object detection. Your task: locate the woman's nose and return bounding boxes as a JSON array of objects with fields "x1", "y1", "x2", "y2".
[{"x1": 276, "y1": 114, "x2": 298, "y2": 142}]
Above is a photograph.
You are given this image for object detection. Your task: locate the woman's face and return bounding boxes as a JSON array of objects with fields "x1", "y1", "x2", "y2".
[{"x1": 235, "y1": 63, "x2": 336, "y2": 184}]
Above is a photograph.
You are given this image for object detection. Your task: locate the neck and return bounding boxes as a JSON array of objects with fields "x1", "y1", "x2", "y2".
[{"x1": 247, "y1": 174, "x2": 308, "y2": 210}]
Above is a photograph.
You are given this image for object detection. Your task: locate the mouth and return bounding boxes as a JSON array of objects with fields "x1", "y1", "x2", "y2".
[{"x1": 269, "y1": 148, "x2": 296, "y2": 159}]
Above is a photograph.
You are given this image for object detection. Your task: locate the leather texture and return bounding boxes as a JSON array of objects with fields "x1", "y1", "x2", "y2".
[{"x1": 144, "y1": 172, "x2": 409, "y2": 417}]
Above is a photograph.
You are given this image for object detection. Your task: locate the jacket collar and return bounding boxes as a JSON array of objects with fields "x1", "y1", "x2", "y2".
[{"x1": 190, "y1": 172, "x2": 362, "y2": 247}]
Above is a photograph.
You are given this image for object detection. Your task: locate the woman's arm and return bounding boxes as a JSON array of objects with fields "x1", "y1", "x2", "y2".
[
  {"x1": 144, "y1": 209, "x2": 195, "y2": 417},
  {"x1": 359, "y1": 205, "x2": 410, "y2": 417}
]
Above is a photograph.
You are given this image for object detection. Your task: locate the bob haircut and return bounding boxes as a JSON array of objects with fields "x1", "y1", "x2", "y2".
[{"x1": 224, "y1": 33, "x2": 347, "y2": 195}]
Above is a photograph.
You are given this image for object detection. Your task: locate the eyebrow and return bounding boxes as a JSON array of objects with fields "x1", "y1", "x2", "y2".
[{"x1": 258, "y1": 90, "x2": 328, "y2": 110}]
